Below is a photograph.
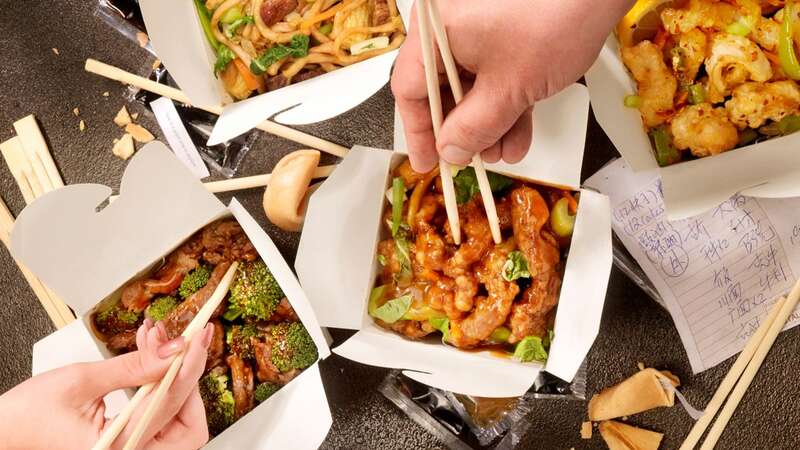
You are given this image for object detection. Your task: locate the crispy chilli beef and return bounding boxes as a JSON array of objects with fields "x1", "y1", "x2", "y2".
[
  {"x1": 92, "y1": 219, "x2": 319, "y2": 437},
  {"x1": 372, "y1": 159, "x2": 577, "y2": 359}
]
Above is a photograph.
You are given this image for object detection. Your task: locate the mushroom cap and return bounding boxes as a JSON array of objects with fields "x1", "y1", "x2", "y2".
[{"x1": 263, "y1": 150, "x2": 321, "y2": 232}]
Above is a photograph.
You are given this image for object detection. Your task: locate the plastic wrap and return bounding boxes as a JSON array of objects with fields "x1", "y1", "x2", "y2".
[
  {"x1": 96, "y1": 0, "x2": 256, "y2": 177},
  {"x1": 380, "y1": 361, "x2": 587, "y2": 449}
]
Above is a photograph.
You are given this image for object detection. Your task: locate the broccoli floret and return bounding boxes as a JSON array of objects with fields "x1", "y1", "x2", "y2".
[
  {"x1": 94, "y1": 302, "x2": 142, "y2": 335},
  {"x1": 145, "y1": 296, "x2": 178, "y2": 322},
  {"x1": 223, "y1": 261, "x2": 284, "y2": 321},
  {"x1": 270, "y1": 322, "x2": 318, "y2": 372},
  {"x1": 226, "y1": 324, "x2": 259, "y2": 359},
  {"x1": 254, "y1": 382, "x2": 280, "y2": 404},
  {"x1": 199, "y1": 372, "x2": 235, "y2": 437},
  {"x1": 179, "y1": 265, "x2": 211, "y2": 299}
]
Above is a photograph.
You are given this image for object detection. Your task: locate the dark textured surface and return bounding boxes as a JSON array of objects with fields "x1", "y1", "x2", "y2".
[{"x1": 2, "y1": 1, "x2": 800, "y2": 449}]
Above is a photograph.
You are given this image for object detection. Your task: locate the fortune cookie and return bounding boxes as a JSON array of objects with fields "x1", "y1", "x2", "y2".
[
  {"x1": 598, "y1": 421, "x2": 663, "y2": 450},
  {"x1": 588, "y1": 368, "x2": 680, "y2": 421}
]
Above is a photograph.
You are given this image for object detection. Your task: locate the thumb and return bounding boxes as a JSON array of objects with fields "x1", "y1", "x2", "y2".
[{"x1": 437, "y1": 76, "x2": 530, "y2": 165}]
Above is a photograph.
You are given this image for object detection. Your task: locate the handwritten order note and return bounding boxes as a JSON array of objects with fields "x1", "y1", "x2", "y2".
[{"x1": 587, "y1": 159, "x2": 800, "y2": 373}]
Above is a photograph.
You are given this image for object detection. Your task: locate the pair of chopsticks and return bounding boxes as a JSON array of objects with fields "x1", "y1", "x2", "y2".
[
  {"x1": 415, "y1": 0, "x2": 501, "y2": 245},
  {"x1": 93, "y1": 262, "x2": 239, "y2": 450},
  {"x1": 84, "y1": 59, "x2": 349, "y2": 159},
  {"x1": 680, "y1": 278, "x2": 800, "y2": 449},
  {"x1": 0, "y1": 115, "x2": 75, "y2": 328}
]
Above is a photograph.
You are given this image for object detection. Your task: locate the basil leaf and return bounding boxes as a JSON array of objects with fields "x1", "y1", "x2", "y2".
[
  {"x1": 513, "y1": 335, "x2": 549, "y2": 363},
  {"x1": 428, "y1": 316, "x2": 450, "y2": 343},
  {"x1": 368, "y1": 285, "x2": 388, "y2": 317},
  {"x1": 394, "y1": 236, "x2": 413, "y2": 286},
  {"x1": 391, "y1": 177, "x2": 405, "y2": 237},
  {"x1": 370, "y1": 294, "x2": 412, "y2": 324},
  {"x1": 502, "y1": 251, "x2": 530, "y2": 282},
  {"x1": 251, "y1": 34, "x2": 310, "y2": 75},
  {"x1": 452, "y1": 167, "x2": 514, "y2": 205}
]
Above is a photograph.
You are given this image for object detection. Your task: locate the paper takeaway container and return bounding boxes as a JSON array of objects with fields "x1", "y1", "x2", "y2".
[
  {"x1": 296, "y1": 84, "x2": 613, "y2": 397},
  {"x1": 139, "y1": 0, "x2": 412, "y2": 146},
  {"x1": 10, "y1": 143, "x2": 332, "y2": 449},
  {"x1": 585, "y1": 35, "x2": 800, "y2": 220}
]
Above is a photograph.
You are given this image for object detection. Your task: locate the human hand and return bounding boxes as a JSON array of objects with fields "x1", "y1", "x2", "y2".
[
  {"x1": 0, "y1": 319, "x2": 214, "y2": 450},
  {"x1": 392, "y1": 0, "x2": 635, "y2": 172}
]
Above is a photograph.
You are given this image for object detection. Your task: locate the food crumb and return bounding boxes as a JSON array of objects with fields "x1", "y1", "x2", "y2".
[
  {"x1": 136, "y1": 32, "x2": 149, "y2": 48},
  {"x1": 637, "y1": 362, "x2": 645, "y2": 371},
  {"x1": 112, "y1": 133, "x2": 135, "y2": 160},
  {"x1": 72, "y1": 107, "x2": 80, "y2": 117},
  {"x1": 125, "y1": 123, "x2": 155, "y2": 143},
  {"x1": 52, "y1": 47, "x2": 59, "y2": 55},
  {"x1": 113, "y1": 106, "x2": 132, "y2": 128},
  {"x1": 581, "y1": 421, "x2": 593, "y2": 439},
  {"x1": 79, "y1": 120, "x2": 86, "y2": 132},
  {"x1": 102, "y1": 91, "x2": 110, "y2": 97},
  {"x1": 152, "y1": 59, "x2": 162, "y2": 70},
  {"x1": 131, "y1": 112, "x2": 140, "y2": 120}
]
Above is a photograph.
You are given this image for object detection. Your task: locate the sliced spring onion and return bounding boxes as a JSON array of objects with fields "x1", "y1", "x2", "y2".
[
  {"x1": 624, "y1": 94, "x2": 643, "y2": 108},
  {"x1": 726, "y1": 20, "x2": 751, "y2": 36},
  {"x1": 687, "y1": 84, "x2": 706, "y2": 105},
  {"x1": 778, "y1": 114, "x2": 800, "y2": 134},
  {"x1": 651, "y1": 126, "x2": 681, "y2": 167},
  {"x1": 391, "y1": 177, "x2": 405, "y2": 237},
  {"x1": 350, "y1": 36, "x2": 390, "y2": 56},
  {"x1": 220, "y1": 5, "x2": 244, "y2": 24},
  {"x1": 779, "y1": 0, "x2": 800, "y2": 80}
]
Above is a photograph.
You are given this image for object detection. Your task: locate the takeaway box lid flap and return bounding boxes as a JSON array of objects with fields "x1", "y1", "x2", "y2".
[
  {"x1": 10, "y1": 142, "x2": 227, "y2": 316},
  {"x1": 140, "y1": 0, "x2": 414, "y2": 145},
  {"x1": 585, "y1": 35, "x2": 800, "y2": 220}
]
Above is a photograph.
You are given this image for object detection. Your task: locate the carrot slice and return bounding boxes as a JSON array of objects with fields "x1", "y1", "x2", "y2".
[
  {"x1": 233, "y1": 58, "x2": 264, "y2": 91},
  {"x1": 300, "y1": 1, "x2": 348, "y2": 31}
]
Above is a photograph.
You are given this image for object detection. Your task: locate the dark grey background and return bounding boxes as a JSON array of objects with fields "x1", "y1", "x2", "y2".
[{"x1": 2, "y1": 1, "x2": 799, "y2": 449}]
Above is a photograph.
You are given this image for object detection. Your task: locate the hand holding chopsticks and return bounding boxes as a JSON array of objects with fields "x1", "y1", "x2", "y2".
[
  {"x1": 415, "y1": 0, "x2": 501, "y2": 245},
  {"x1": 93, "y1": 261, "x2": 239, "y2": 450}
]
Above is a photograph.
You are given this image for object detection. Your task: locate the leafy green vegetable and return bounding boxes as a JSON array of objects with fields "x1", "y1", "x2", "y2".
[
  {"x1": 377, "y1": 254, "x2": 387, "y2": 266},
  {"x1": 502, "y1": 251, "x2": 530, "y2": 282},
  {"x1": 453, "y1": 167, "x2": 514, "y2": 204},
  {"x1": 224, "y1": 16, "x2": 255, "y2": 39},
  {"x1": 369, "y1": 294, "x2": 412, "y2": 324},
  {"x1": 223, "y1": 260, "x2": 284, "y2": 321},
  {"x1": 391, "y1": 177, "x2": 405, "y2": 237},
  {"x1": 146, "y1": 296, "x2": 178, "y2": 322},
  {"x1": 226, "y1": 324, "x2": 259, "y2": 359},
  {"x1": 394, "y1": 235, "x2": 413, "y2": 286},
  {"x1": 194, "y1": 0, "x2": 219, "y2": 51},
  {"x1": 254, "y1": 382, "x2": 280, "y2": 403},
  {"x1": 368, "y1": 285, "x2": 388, "y2": 317},
  {"x1": 513, "y1": 332, "x2": 553, "y2": 363},
  {"x1": 428, "y1": 316, "x2": 450, "y2": 343},
  {"x1": 250, "y1": 34, "x2": 310, "y2": 75},
  {"x1": 179, "y1": 265, "x2": 211, "y2": 299},
  {"x1": 214, "y1": 45, "x2": 235, "y2": 75},
  {"x1": 220, "y1": 5, "x2": 244, "y2": 24},
  {"x1": 199, "y1": 372, "x2": 235, "y2": 436},
  {"x1": 270, "y1": 322, "x2": 318, "y2": 372}
]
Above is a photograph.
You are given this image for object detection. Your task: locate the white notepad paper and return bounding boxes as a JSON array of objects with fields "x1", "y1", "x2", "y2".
[{"x1": 586, "y1": 158, "x2": 800, "y2": 373}]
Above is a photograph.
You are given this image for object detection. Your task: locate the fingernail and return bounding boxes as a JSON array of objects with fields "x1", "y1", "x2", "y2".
[
  {"x1": 201, "y1": 324, "x2": 214, "y2": 349},
  {"x1": 441, "y1": 145, "x2": 472, "y2": 165},
  {"x1": 143, "y1": 318, "x2": 153, "y2": 330},
  {"x1": 156, "y1": 321, "x2": 167, "y2": 341},
  {"x1": 157, "y1": 337, "x2": 185, "y2": 359}
]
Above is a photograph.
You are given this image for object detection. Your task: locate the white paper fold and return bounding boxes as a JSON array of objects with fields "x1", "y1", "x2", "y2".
[{"x1": 586, "y1": 34, "x2": 800, "y2": 220}]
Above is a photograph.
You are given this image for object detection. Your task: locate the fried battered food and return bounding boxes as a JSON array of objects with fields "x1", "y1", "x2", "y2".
[
  {"x1": 671, "y1": 103, "x2": 739, "y2": 157},
  {"x1": 753, "y1": 17, "x2": 780, "y2": 51},
  {"x1": 444, "y1": 200, "x2": 493, "y2": 312},
  {"x1": 450, "y1": 239, "x2": 519, "y2": 348},
  {"x1": 660, "y1": 0, "x2": 737, "y2": 34},
  {"x1": 673, "y1": 29, "x2": 708, "y2": 83},
  {"x1": 622, "y1": 41, "x2": 678, "y2": 127},
  {"x1": 726, "y1": 80, "x2": 800, "y2": 129},
  {"x1": 706, "y1": 33, "x2": 772, "y2": 99}
]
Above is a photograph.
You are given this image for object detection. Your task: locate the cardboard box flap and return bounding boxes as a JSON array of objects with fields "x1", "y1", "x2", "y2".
[
  {"x1": 208, "y1": 51, "x2": 398, "y2": 145},
  {"x1": 393, "y1": 84, "x2": 590, "y2": 189},
  {"x1": 660, "y1": 137, "x2": 800, "y2": 220},
  {"x1": 296, "y1": 146, "x2": 392, "y2": 329},
  {"x1": 140, "y1": 0, "x2": 222, "y2": 109},
  {"x1": 229, "y1": 199, "x2": 331, "y2": 358},
  {"x1": 204, "y1": 364, "x2": 332, "y2": 450},
  {"x1": 32, "y1": 319, "x2": 130, "y2": 416},
  {"x1": 334, "y1": 328, "x2": 541, "y2": 398},
  {"x1": 10, "y1": 142, "x2": 227, "y2": 316},
  {"x1": 545, "y1": 189, "x2": 612, "y2": 381},
  {"x1": 585, "y1": 36, "x2": 659, "y2": 172},
  {"x1": 586, "y1": 35, "x2": 800, "y2": 220}
]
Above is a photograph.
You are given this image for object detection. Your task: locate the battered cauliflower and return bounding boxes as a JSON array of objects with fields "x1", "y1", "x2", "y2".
[
  {"x1": 706, "y1": 33, "x2": 772, "y2": 98},
  {"x1": 726, "y1": 80, "x2": 800, "y2": 129},
  {"x1": 622, "y1": 41, "x2": 678, "y2": 127},
  {"x1": 673, "y1": 29, "x2": 708, "y2": 84},
  {"x1": 671, "y1": 104, "x2": 739, "y2": 157},
  {"x1": 661, "y1": 0, "x2": 737, "y2": 34}
]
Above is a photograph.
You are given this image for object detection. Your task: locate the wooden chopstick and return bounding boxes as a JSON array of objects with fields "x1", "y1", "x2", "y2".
[
  {"x1": 679, "y1": 296, "x2": 785, "y2": 449},
  {"x1": 93, "y1": 262, "x2": 239, "y2": 450},
  {"x1": 425, "y1": 0, "x2": 501, "y2": 244},
  {"x1": 84, "y1": 59, "x2": 349, "y2": 158},
  {"x1": 1, "y1": 137, "x2": 38, "y2": 204},
  {"x1": 698, "y1": 279, "x2": 800, "y2": 449},
  {"x1": 416, "y1": 0, "x2": 461, "y2": 244},
  {"x1": 14, "y1": 115, "x2": 64, "y2": 189}
]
